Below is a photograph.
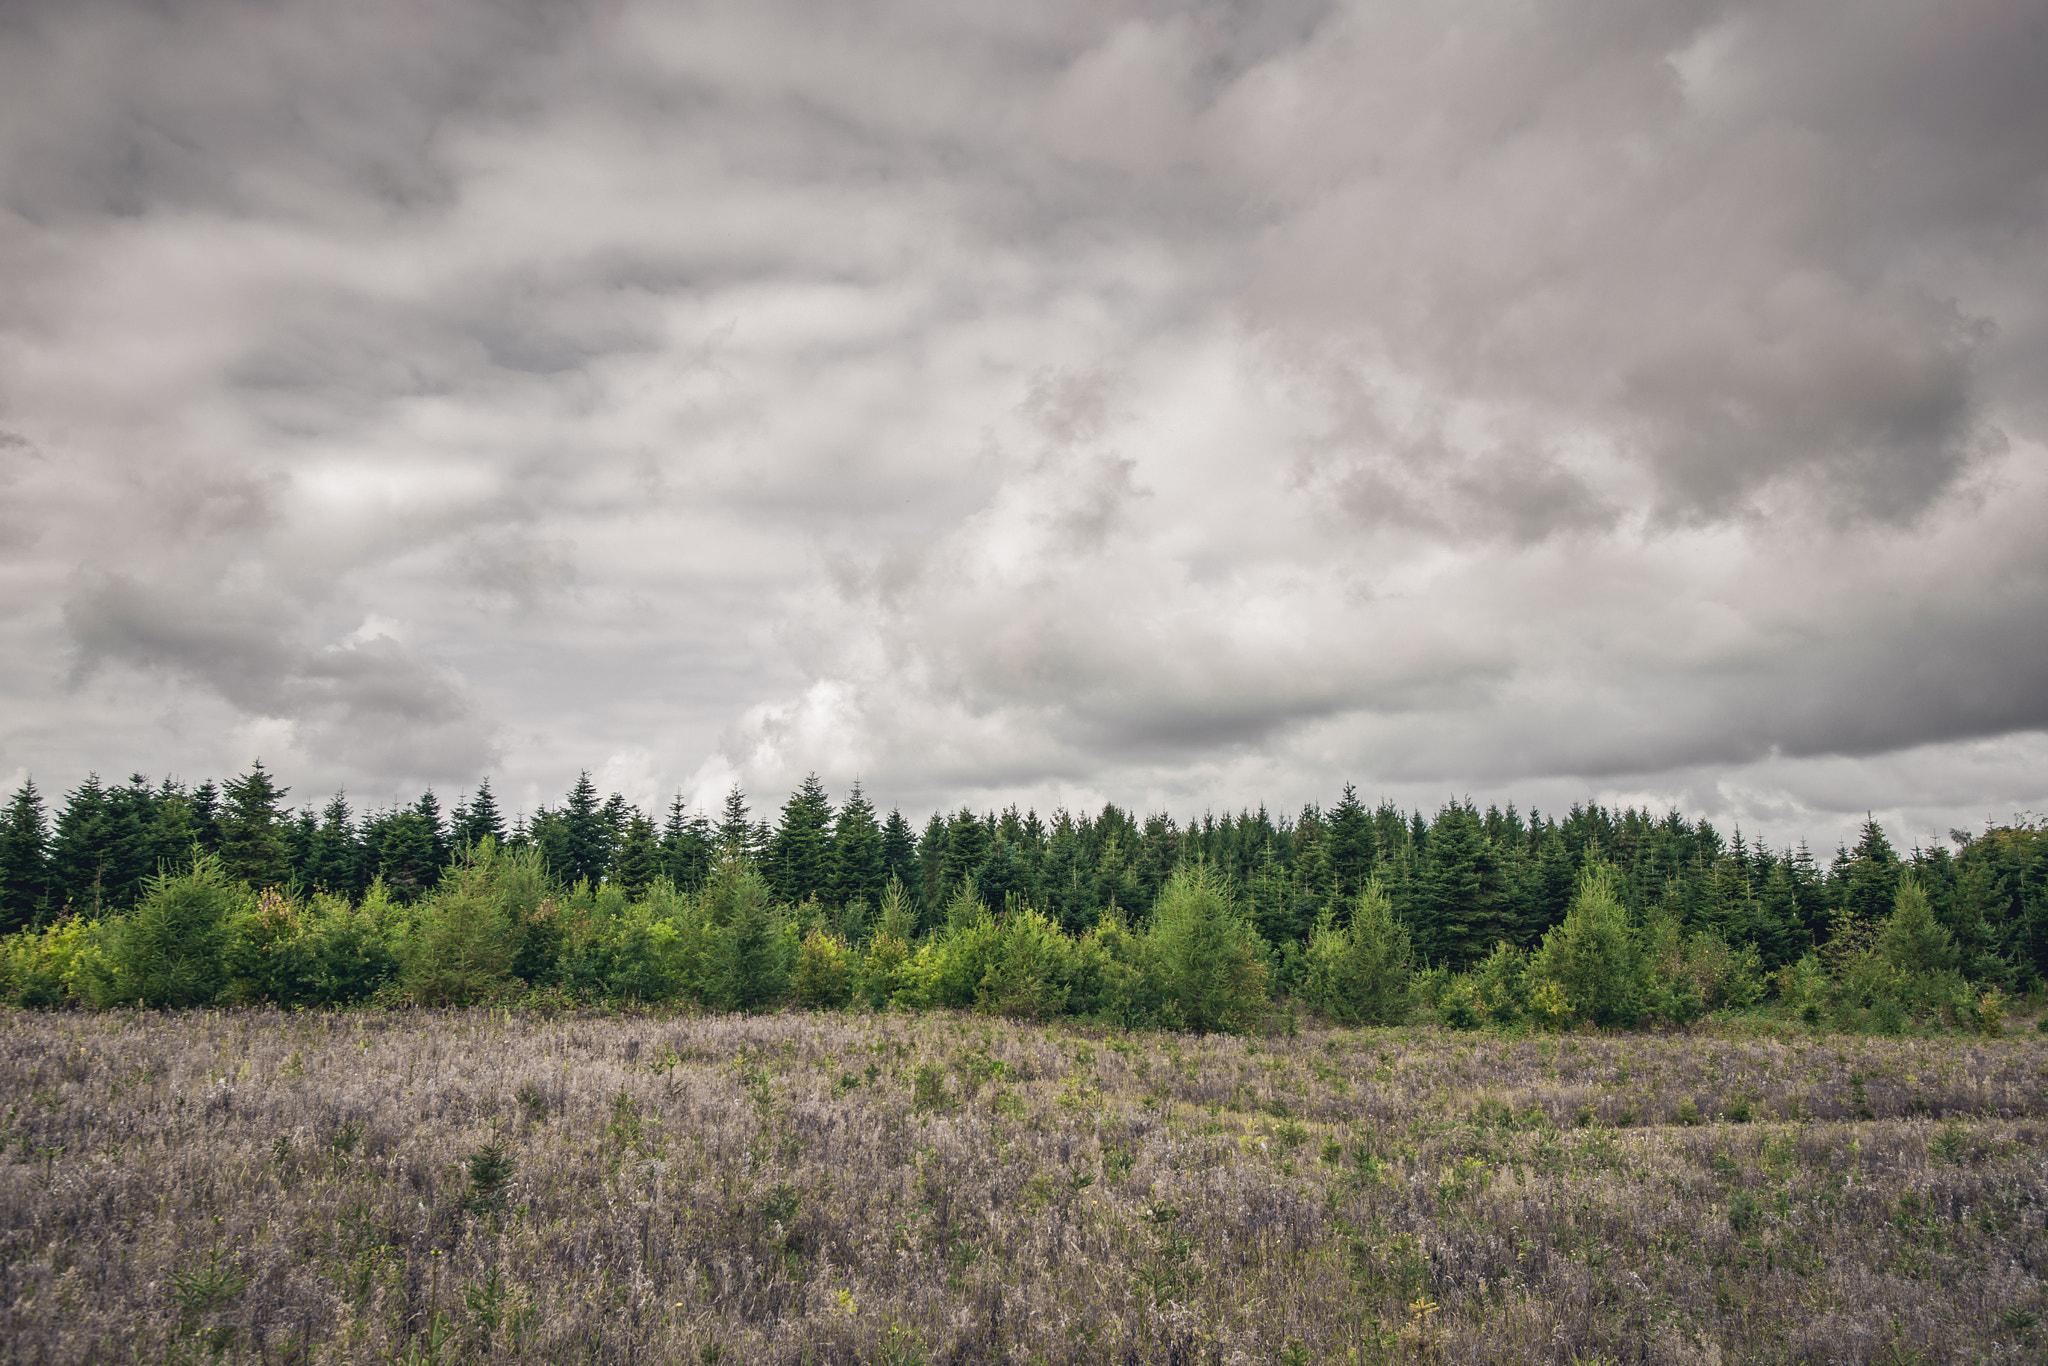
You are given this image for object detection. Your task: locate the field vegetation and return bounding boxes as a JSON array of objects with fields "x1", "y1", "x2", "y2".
[{"x1": 3, "y1": 1007, "x2": 2045, "y2": 1364}]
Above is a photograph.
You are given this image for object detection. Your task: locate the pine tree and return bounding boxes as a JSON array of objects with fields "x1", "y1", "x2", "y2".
[
  {"x1": 830, "y1": 782, "x2": 885, "y2": 910},
  {"x1": 50, "y1": 774, "x2": 113, "y2": 914},
  {"x1": 0, "y1": 779, "x2": 51, "y2": 932},
  {"x1": 880, "y1": 808, "x2": 919, "y2": 893},
  {"x1": 453, "y1": 777, "x2": 506, "y2": 851},
  {"x1": 613, "y1": 812, "x2": 660, "y2": 897},
  {"x1": 219, "y1": 761, "x2": 291, "y2": 889},
  {"x1": 309, "y1": 792, "x2": 363, "y2": 897},
  {"x1": 562, "y1": 773, "x2": 608, "y2": 887},
  {"x1": 660, "y1": 795, "x2": 715, "y2": 892},
  {"x1": 767, "y1": 774, "x2": 834, "y2": 905},
  {"x1": 1328, "y1": 783, "x2": 1377, "y2": 899}
]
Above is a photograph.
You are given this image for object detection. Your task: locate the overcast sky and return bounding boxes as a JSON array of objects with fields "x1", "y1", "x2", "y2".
[{"x1": 2, "y1": 0, "x2": 2045, "y2": 851}]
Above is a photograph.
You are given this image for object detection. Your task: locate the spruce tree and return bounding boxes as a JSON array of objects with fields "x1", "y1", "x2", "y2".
[
  {"x1": 767, "y1": 774, "x2": 834, "y2": 905},
  {"x1": 219, "y1": 761, "x2": 291, "y2": 889},
  {"x1": 376, "y1": 807, "x2": 440, "y2": 903},
  {"x1": 660, "y1": 794, "x2": 715, "y2": 892},
  {"x1": 880, "y1": 807, "x2": 919, "y2": 893},
  {"x1": 718, "y1": 786, "x2": 761, "y2": 860},
  {"x1": 1328, "y1": 783, "x2": 1376, "y2": 899},
  {"x1": 309, "y1": 792, "x2": 363, "y2": 897},
  {"x1": 0, "y1": 779, "x2": 51, "y2": 932},
  {"x1": 613, "y1": 812, "x2": 660, "y2": 897},
  {"x1": 454, "y1": 777, "x2": 506, "y2": 851},
  {"x1": 830, "y1": 782, "x2": 885, "y2": 909},
  {"x1": 50, "y1": 774, "x2": 112, "y2": 914},
  {"x1": 189, "y1": 779, "x2": 224, "y2": 854},
  {"x1": 562, "y1": 773, "x2": 608, "y2": 887},
  {"x1": 917, "y1": 812, "x2": 949, "y2": 918}
]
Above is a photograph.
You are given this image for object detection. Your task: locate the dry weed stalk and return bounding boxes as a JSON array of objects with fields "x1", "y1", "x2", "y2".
[{"x1": 1, "y1": 1008, "x2": 2044, "y2": 1363}]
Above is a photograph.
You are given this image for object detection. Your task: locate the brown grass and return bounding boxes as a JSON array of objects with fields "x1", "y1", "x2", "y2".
[{"x1": 2, "y1": 1008, "x2": 2045, "y2": 1364}]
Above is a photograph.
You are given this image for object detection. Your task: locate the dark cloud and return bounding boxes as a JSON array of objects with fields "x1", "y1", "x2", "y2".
[{"x1": 0, "y1": 0, "x2": 2043, "y2": 847}]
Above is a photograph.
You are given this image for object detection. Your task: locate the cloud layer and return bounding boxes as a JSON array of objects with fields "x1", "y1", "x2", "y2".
[{"x1": 2, "y1": 0, "x2": 2045, "y2": 848}]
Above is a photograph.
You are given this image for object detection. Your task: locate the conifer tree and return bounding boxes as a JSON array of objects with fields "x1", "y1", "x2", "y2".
[
  {"x1": 453, "y1": 777, "x2": 506, "y2": 851},
  {"x1": 830, "y1": 782, "x2": 885, "y2": 909},
  {"x1": 376, "y1": 806, "x2": 440, "y2": 903},
  {"x1": 309, "y1": 792, "x2": 362, "y2": 897},
  {"x1": 562, "y1": 773, "x2": 609, "y2": 887},
  {"x1": 718, "y1": 786, "x2": 762, "y2": 860},
  {"x1": 1328, "y1": 783, "x2": 1377, "y2": 899},
  {"x1": 880, "y1": 807, "x2": 919, "y2": 893},
  {"x1": 1149, "y1": 863, "x2": 1267, "y2": 1034},
  {"x1": 767, "y1": 774, "x2": 834, "y2": 905},
  {"x1": 0, "y1": 779, "x2": 50, "y2": 932},
  {"x1": 917, "y1": 812, "x2": 949, "y2": 918},
  {"x1": 50, "y1": 774, "x2": 112, "y2": 914},
  {"x1": 219, "y1": 761, "x2": 291, "y2": 890},
  {"x1": 660, "y1": 794, "x2": 715, "y2": 892},
  {"x1": 189, "y1": 779, "x2": 224, "y2": 854},
  {"x1": 613, "y1": 812, "x2": 660, "y2": 897}
]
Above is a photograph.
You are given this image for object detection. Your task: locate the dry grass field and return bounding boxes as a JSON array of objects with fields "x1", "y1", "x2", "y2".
[{"x1": 2, "y1": 1008, "x2": 2045, "y2": 1365}]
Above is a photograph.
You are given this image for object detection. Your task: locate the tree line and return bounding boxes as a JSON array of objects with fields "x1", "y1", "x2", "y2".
[{"x1": 0, "y1": 761, "x2": 2041, "y2": 1031}]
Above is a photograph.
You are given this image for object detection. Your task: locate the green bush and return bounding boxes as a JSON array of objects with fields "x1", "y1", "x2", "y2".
[
  {"x1": 105, "y1": 855, "x2": 246, "y2": 1006},
  {"x1": 1149, "y1": 863, "x2": 1268, "y2": 1035},
  {"x1": 1527, "y1": 860, "x2": 1646, "y2": 1029},
  {"x1": 696, "y1": 854, "x2": 787, "y2": 1011},
  {"x1": 793, "y1": 929, "x2": 855, "y2": 1009},
  {"x1": 1300, "y1": 879, "x2": 1412, "y2": 1025},
  {"x1": 975, "y1": 906, "x2": 1071, "y2": 1021},
  {"x1": 0, "y1": 916, "x2": 112, "y2": 1007}
]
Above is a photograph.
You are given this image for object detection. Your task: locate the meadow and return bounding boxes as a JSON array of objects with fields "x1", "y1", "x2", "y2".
[{"x1": 2, "y1": 1008, "x2": 2045, "y2": 1365}]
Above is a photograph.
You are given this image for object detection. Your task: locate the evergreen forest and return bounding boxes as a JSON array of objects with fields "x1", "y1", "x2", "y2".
[{"x1": 0, "y1": 762, "x2": 2041, "y2": 1034}]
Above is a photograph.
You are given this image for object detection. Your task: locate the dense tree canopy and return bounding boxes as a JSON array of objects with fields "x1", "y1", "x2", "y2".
[{"x1": 2, "y1": 759, "x2": 2046, "y2": 1028}]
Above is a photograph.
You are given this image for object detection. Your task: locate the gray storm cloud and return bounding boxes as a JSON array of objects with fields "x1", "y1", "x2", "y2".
[{"x1": 0, "y1": 0, "x2": 2043, "y2": 846}]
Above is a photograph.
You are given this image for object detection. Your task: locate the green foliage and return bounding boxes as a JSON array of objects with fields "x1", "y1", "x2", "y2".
[
  {"x1": 401, "y1": 840, "x2": 525, "y2": 1005},
  {"x1": 1301, "y1": 879, "x2": 1413, "y2": 1025},
  {"x1": 218, "y1": 761, "x2": 291, "y2": 890},
  {"x1": 697, "y1": 853, "x2": 787, "y2": 1011},
  {"x1": 464, "y1": 1142, "x2": 517, "y2": 1214},
  {"x1": 0, "y1": 915, "x2": 111, "y2": 1006},
  {"x1": 794, "y1": 928, "x2": 855, "y2": 1009},
  {"x1": 1528, "y1": 860, "x2": 1646, "y2": 1028},
  {"x1": 105, "y1": 854, "x2": 247, "y2": 1006},
  {"x1": 222, "y1": 889, "x2": 397, "y2": 1006},
  {"x1": 1149, "y1": 863, "x2": 1268, "y2": 1034},
  {"x1": 974, "y1": 906, "x2": 1072, "y2": 1021}
]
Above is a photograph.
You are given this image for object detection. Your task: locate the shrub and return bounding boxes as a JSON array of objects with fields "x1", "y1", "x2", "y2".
[
  {"x1": 105, "y1": 855, "x2": 246, "y2": 1006},
  {"x1": 794, "y1": 929, "x2": 855, "y2": 1009},
  {"x1": 696, "y1": 854, "x2": 787, "y2": 1011},
  {"x1": 975, "y1": 906, "x2": 1072, "y2": 1021},
  {"x1": 402, "y1": 843, "x2": 522, "y2": 1005},
  {"x1": 1301, "y1": 879, "x2": 1412, "y2": 1025},
  {"x1": 1528, "y1": 861, "x2": 1645, "y2": 1028},
  {"x1": 857, "y1": 932, "x2": 909, "y2": 1009},
  {"x1": 0, "y1": 916, "x2": 112, "y2": 1007},
  {"x1": 1149, "y1": 864, "x2": 1268, "y2": 1035}
]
